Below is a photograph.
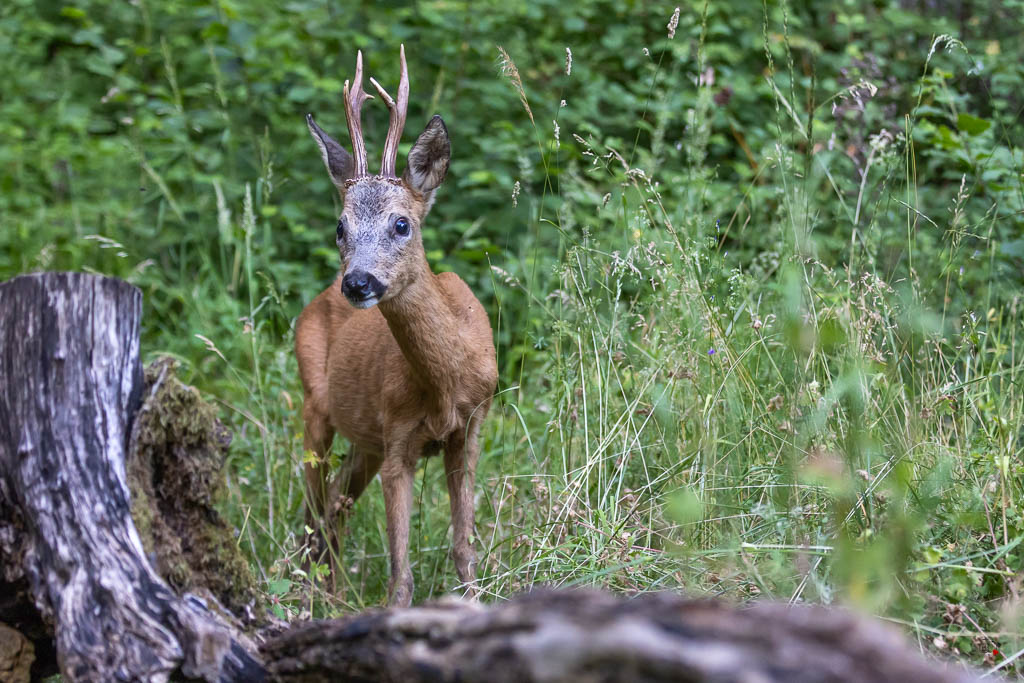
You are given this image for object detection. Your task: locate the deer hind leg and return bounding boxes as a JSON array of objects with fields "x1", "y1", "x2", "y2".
[
  {"x1": 305, "y1": 445, "x2": 383, "y2": 592},
  {"x1": 324, "y1": 444, "x2": 384, "y2": 567},
  {"x1": 328, "y1": 446, "x2": 384, "y2": 516},
  {"x1": 444, "y1": 411, "x2": 484, "y2": 597},
  {"x1": 302, "y1": 400, "x2": 336, "y2": 565}
]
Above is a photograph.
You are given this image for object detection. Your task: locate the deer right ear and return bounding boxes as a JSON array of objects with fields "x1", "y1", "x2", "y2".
[
  {"x1": 403, "y1": 115, "x2": 450, "y2": 196},
  {"x1": 307, "y1": 114, "x2": 354, "y2": 192}
]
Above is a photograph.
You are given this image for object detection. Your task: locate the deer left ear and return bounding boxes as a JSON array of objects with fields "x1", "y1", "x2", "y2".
[{"x1": 403, "y1": 115, "x2": 450, "y2": 197}]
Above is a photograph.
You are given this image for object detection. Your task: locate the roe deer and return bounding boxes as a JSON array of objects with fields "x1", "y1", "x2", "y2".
[{"x1": 296, "y1": 46, "x2": 497, "y2": 607}]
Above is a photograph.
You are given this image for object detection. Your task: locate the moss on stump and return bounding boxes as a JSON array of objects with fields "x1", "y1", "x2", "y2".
[{"x1": 128, "y1": 358, "x2": 260, "y2": 623}]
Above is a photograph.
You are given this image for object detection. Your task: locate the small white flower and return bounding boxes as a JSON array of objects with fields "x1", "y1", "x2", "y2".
[{"x1": 667, "y1": 6, "x2": 680, "y2": 39}]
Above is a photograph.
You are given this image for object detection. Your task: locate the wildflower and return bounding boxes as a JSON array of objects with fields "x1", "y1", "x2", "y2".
[
  {"x1": 708, "y1": 348, "x2": 716, "y2": 356},
  {"x1": 511, "y1": 181, "x2": 520, "y2": 208},
  {"x1": 565, "y1": 47, "x2": 572, "y2": 76},
  {"x1": 868, "y1": 129, "x2": 894, "y2": 152},
  {"x1": 667, "y1": 6, "x2": 680, "y2": 39}
]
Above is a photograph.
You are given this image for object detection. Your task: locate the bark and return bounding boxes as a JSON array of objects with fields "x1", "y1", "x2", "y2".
[
  {"x1": 263, "y1": 589, "x2": 977, "y2": 683},
  {"x1": 0, "y1": 272, "x2": 265, "y2": 682}
]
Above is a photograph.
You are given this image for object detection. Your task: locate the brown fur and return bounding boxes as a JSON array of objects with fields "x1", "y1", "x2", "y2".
[{"x1": 296, "y1": 178, "x2": 496, "y2": 606}]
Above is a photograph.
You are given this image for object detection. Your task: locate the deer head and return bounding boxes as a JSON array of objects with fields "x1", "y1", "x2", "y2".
[{"x1": 306, "y1": 46, "x2": 451, "y2": 309}]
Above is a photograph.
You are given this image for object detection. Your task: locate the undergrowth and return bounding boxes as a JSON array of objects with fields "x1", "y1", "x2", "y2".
[{"x1": 2, "y1": 1, "x2": 1022, "y2": 676}]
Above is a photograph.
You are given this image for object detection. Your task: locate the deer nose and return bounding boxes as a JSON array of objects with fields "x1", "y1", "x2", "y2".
[{"x1": 342, "y1": 270, "x2": 385, "y2": 303}]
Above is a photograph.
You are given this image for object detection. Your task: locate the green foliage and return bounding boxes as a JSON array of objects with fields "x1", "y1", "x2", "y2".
[{"x1": 3, "y1": 0, "x2": 1023, "y2": 674}]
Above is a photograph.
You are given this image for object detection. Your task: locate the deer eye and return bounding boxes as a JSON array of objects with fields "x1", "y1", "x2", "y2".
[
  {"x1": 336, "y1": 217, "x2": 346, "y2": 242},
  {"x1": 394, "y1": 216, "x2": 410, "y2": 236}
]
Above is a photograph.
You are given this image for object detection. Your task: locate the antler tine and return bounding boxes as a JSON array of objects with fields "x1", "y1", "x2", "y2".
[
  {"x1": 370, "y1": 44, "x2": 409, "y2": 177},
  {"x1": 343, "y1": 50, "x2": 373, "y2": 177}
]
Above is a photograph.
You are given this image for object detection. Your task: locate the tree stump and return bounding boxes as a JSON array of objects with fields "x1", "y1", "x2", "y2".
[
  {"x1": 262, "y1": 589, "x2": 977, "y2": 683},
  {"x1": 0, "y1": 272, "x2": 265, "y2": 682}
]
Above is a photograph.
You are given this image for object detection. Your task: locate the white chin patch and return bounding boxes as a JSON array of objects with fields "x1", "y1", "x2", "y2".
[{"x1": 349, "y1": 296, "x2": 379, "y2": 309}]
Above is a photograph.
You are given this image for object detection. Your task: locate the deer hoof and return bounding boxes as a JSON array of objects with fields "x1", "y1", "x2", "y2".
[{"x1": 388, "y1": 575, "x2": 414, "y2": 607}]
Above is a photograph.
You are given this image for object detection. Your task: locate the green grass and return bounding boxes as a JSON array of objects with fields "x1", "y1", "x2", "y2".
[{"x1": 3, "y1": 0, "x2": 1023, "y2": 677}]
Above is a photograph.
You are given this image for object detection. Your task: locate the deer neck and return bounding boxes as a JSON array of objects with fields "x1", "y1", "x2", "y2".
[{"x1": 378, "y1": 262, "x2": 463, "y2": 406}]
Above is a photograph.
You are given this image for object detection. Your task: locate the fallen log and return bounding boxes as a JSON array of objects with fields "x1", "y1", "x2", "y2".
[
  {"x1": 263, "y1": 589, "x2": 976, "y2": 683},
  {"x1": 0, "y1": 272, "x2": 265, "y2": 682}
]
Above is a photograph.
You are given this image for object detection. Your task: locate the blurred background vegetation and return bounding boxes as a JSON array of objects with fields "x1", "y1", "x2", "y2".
[{"x1": 2, "y1": 0, "x2": 1023, "y2": 675}]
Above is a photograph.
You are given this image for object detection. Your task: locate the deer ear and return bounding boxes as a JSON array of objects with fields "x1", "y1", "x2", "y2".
[
  {"x1": 307, "y1": 114, "x2": 354, "y2": 192},
  {"x1": 403, "y1": 115, "x2": 450, "y2": 196}
]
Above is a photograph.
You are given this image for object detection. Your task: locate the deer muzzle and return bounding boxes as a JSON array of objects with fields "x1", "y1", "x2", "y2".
[{"x1": 341, "y1": 270, "x2": 387, "y2": 308}]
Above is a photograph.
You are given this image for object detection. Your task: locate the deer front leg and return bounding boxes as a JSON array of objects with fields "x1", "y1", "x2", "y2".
[
  {"x1": 444, "y1": 413, "x2": 483, "y2": 597},
  {"x1": 380, "y1": 455, "x2": 416, "y2": 607}
]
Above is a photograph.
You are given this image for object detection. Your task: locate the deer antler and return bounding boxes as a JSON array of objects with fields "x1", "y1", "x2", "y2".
[
  {"x1": 369, "y1": 44, "x2": 409, "y2": 178},
  {"x1": 343, "y1": 50, "x2": 373, "y2": 178}
]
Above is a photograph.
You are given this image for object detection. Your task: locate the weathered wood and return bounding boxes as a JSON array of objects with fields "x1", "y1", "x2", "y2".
[
  {"x1": 263, "y1": 589, "x2": 976, "y2": 683},
  {"x1": 0, "y1": 272, "x2": 265, "y2": 682}
]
